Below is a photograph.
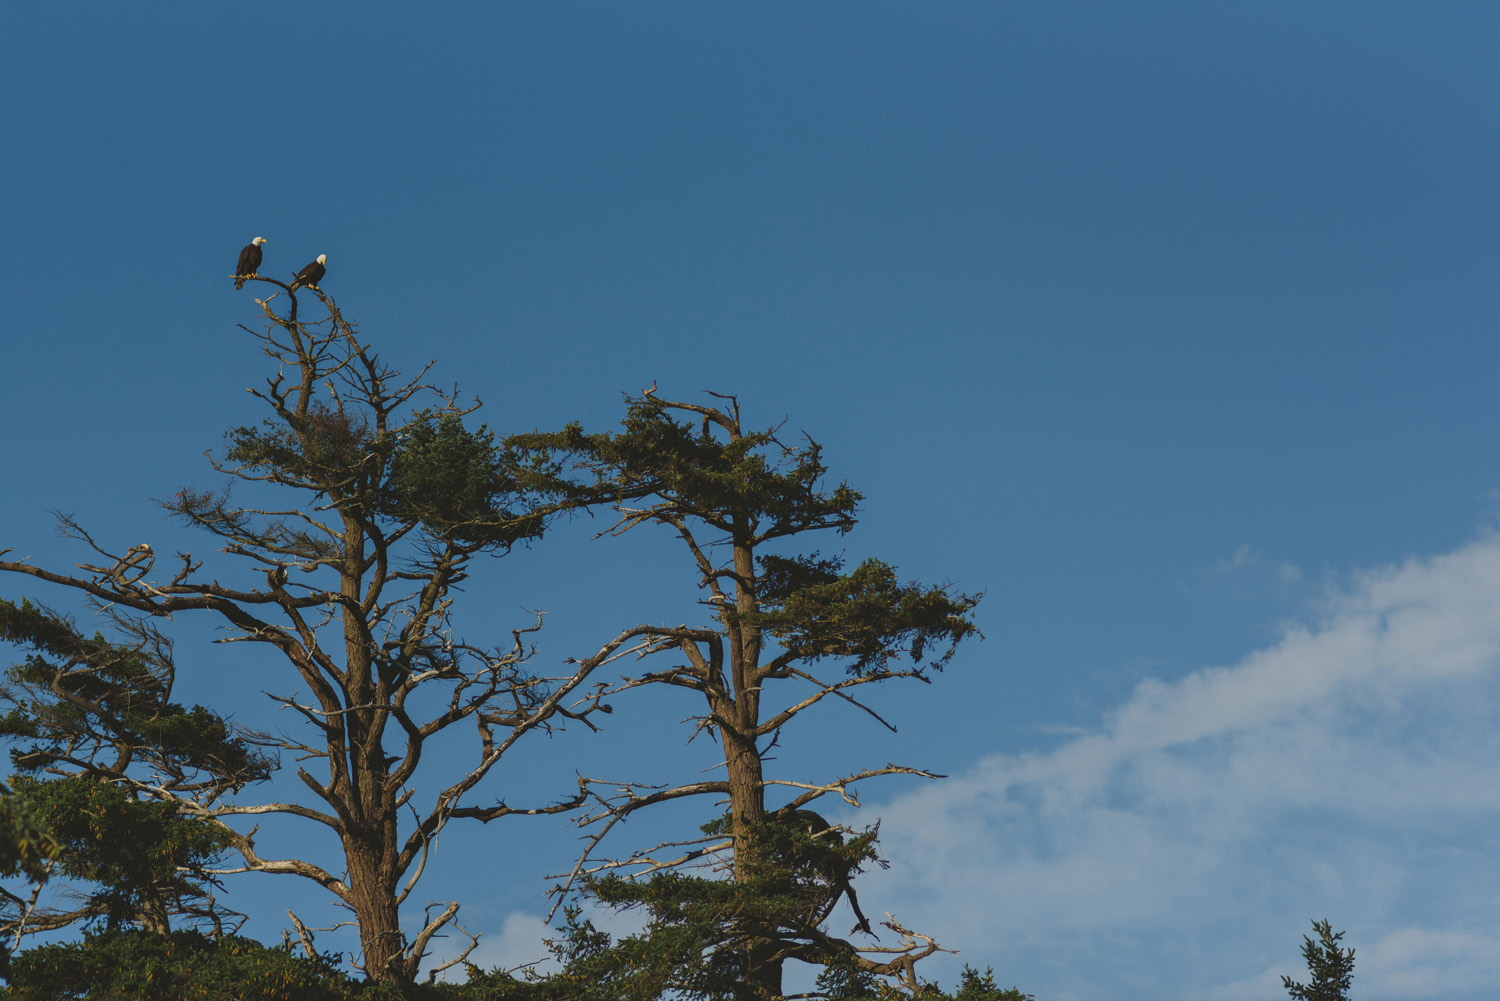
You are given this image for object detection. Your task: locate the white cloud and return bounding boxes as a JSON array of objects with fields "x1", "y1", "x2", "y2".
[
  {"x1": 1201, "y1": 542, "x2": 1305, "y2": 591},
  {"x1": 451, "y1": 899, "x2": 653, "y2": 981},
  {"x1": 860, "y1": 534, "x2": 1500, "y2": 1000},
  {"x1": 1218, "y1": 543, "x2": 1257, "y2": 574},
  {"x1": 1362, "y1": 928, "x2": 1500, "y2": 997},
  {"x1": 458, "y1": 911, "x2": 554, "y2": 979},
  {"x1": 1202, "y1": 963, "x2": 1293, "y2": 1001},
  {"x1": 1201, "y1": 926, "x2": 1500, "y2": 1001}
]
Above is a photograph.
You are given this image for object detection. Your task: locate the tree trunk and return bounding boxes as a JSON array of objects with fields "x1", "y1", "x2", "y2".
[
  {"x1": 725, "y1": 730, "x2": 766, "y2": 860},
  {"x1": 722, "y1": 532, "x2": 783, "y2": 999},
  {"x1": 344, "y1": 829, "x2": 409, "y2": 982},
  {"x1": 135, "y1": 894, "x2": 170, "y2": 935},
  {"x1": 724, "y1": 722, "x2": 782, "y2": 999},
  {"x1": 331, "y1": 519, "x2": 412, "y2": 982}
]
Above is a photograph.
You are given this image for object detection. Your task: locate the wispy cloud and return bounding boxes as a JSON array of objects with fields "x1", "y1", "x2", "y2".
[
  {"x1": 1196, "y1": 542, "x2": 1308, "y2": 597},
  {"x1": 458, "y1": 912, "x2": 554, "y2": 980},
  {"x1": 862, "y1": 533, "x2": 1500, "y2": 1000},
  {"x1": 1208, "y1": 927, "x2": 1500, "y2": 1001}
]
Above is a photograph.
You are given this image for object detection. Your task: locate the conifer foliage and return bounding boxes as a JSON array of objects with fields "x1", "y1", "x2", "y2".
[
  {"x1": 518, "y1": 391, "x2": 982, "y2": 997},
  {"x1": 0, "y1": 598, "x2": 266, "y2": 941},
  {"x1": 0, "y1": 288, "x2": 1001, "y2": 995},
  {"x1": 0, "y1": 284, "x2": 611, "y2": 983},
  {"x1": 1282, "y1": 919, "x2": 1355, "y2": 1001}
]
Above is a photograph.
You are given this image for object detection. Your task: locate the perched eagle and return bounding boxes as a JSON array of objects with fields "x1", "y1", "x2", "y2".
[
  {"x1": 234, "y1": 237, "x2": 267, "y2": 289},
  {"x1": 290, "y1": 254, "x2": 327, "y2": 292}
]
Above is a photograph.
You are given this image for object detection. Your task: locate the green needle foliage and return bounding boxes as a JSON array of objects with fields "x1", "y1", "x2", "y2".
[
  {"x1": 8, "y1": 775, "x2": 235, "y2": 932},
  {"x1": 751, "y1": 554, "x2": 978, "y2": 675},
  {"x1": 382, "y1": 410, "x2": 546, "y2": 547},
  {"x1": 0, "y1": 599, "x2": 271, "y2": 793},
  {"x1": 221, "y1": 404, "x2": 543, "y2": 551},
  {"x1": 0, "y1": 599, "x2": 271, "y2": 939},
  {"x1": 542, "y1": 814, "x2": 888, "y2": 1001},
  {"x1": 0, "y1": 783, "x2": 60, "y2": 978},
  {"x1": 944, "y1": 966, "x2": 1035, "y2": 1001},
  {"x1": 812, "y1": 964, "x2": 1034, "y2": 1001},
  {"x1": 3, "y1": 929, "x2": 353, "y2": 1001},
  {"x1": 516, "y1": 391, "x2": 982, "y2": 998},
  {"x1": 0, "y1": 291, "x2": 992, "y2": 991},
  {"x1": 0, "y1": 787, "x2": 58, "y2": 886},
  {"x1": 1282, "y1": 919, "x2": 1354, "y2": 1001},
  {"x1": 0, "y1": 291, "x2": 613, "y2": 983}
]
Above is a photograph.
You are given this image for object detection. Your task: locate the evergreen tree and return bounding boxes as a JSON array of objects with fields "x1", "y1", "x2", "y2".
[
  {"x1": 0, "y1": 784, "x2": 58, "y2": 888},
  {"x1": 1282, "y1": 919, "x2": 1355, "y2": 1001},
  {"x1": 0, "y1": 282, "x2": 611, "y2": 982},
  {"x1": 3, "y1": 928, "x2": 352, "y2": 1001},
  {"x1": 0, "y1": 599, "x2": 266, "y2": 941},
  {"x1": 946, "y1": 966, "x2": 1033, "y2": 1001},
  {"x1": 0, "y1": 781, "x2": 59, "y2": 976},
  {"x1": 517, "y1": 391, "x2": 981, "y2": 998},
  {"x1": 542, "y1": 813, "x2": 893, "y2": 1001}
]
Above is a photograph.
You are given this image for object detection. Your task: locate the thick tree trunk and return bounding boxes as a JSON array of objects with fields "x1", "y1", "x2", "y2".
[
  {"x1": 724, "y1": 714, "x2": 782, "y2": 998},
  {"x1": 135, "y1": 894, "x2": 170, "y2": 935},
  {"x1": 344, "y1": 828, "x2": 410, "y2": 982},
  {"x1": 330, "y1": 519, "x2": 413, "y2": 983},
  {"x1": 722, "y1": 535, "x2": 784, "y2": 999},
  {"x1": 725, "y1": 731, "x2": 767, "y2": 861},
  {"x1": 725, "y1": 535, "x2": 767, "y2": 860}
]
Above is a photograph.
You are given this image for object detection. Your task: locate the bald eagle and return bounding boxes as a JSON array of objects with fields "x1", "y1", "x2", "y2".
[
  {"x1": 291, "y1": 254, "x2": 327, "y2": 292},
  {"x1": 234, "y1": 237, "x2": 267, "y2": 289}
]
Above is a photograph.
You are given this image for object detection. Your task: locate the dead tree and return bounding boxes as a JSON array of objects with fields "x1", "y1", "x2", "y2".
[{"x1": 0, "y1": 277, "x2": 610, "y2": 983}]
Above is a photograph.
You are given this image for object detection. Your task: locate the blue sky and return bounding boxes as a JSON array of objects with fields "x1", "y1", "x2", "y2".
[{"x1": 3, "y1": 4, "x2": 1499, "y2": 998}]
